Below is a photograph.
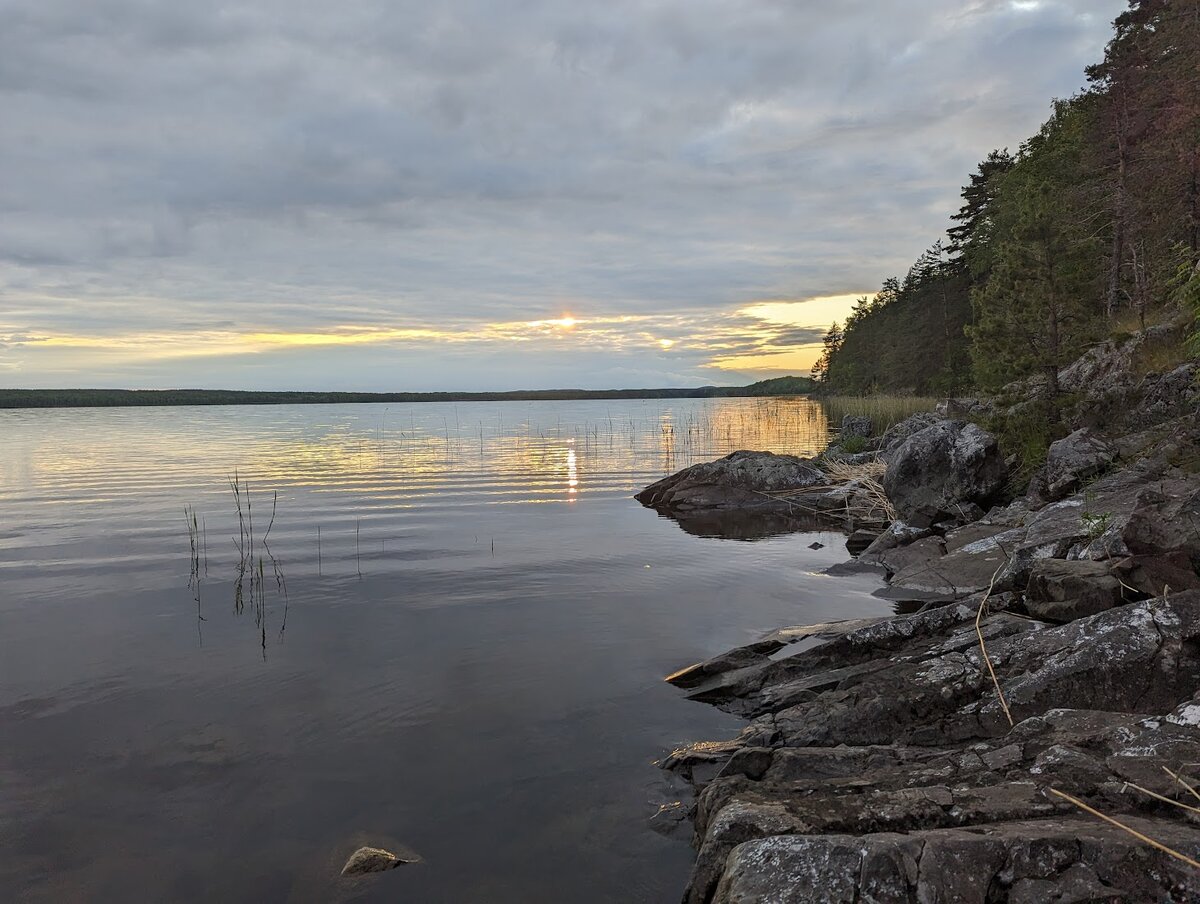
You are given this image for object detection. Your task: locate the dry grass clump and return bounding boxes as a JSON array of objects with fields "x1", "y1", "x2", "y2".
[
  {"x1": 824, "y1": 457, "x2": 885, "y2": 481},
  {"x1": 823, "y1": 458, "x2": 896, "y2": 522}
]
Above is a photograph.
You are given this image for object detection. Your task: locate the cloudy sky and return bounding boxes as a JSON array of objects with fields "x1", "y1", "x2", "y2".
[{"x1": 1, "y1": 0, "x2": 1127, "y2": 391}]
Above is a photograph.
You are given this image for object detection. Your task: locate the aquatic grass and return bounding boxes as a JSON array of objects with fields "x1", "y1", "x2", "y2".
[
  {"x1": 184, "y1": 505, "x2": 203, "y2": 639},
  {"x1": 822, "y1": 396, "x2": 939, "y2": 436},
  {"x1": 229, "y1": 470, "x2": 248, "y2": 614},
  {"x1": 226, "y1": 472, "x2": 288, "y2": 655}
]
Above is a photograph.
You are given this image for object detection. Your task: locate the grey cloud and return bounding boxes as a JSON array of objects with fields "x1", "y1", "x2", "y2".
[{"x1": 0, "y1": 0, "x2": 1128, "y2": 388}]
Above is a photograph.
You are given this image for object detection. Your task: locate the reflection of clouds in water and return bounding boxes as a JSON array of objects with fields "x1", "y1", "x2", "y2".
[
  {"x1": 0, "y1": 397, "x2": 832, "y2": 595},
  {"x1": 2, "y1": 397, "x2": 831, "y2": 509}
]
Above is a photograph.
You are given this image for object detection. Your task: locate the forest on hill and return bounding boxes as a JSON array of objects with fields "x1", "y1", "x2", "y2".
[{"x1": 813, "y1": 0, "x2": 1200, "y2": 398}]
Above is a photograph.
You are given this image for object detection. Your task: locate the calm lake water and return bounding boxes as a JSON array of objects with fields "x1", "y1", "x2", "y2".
[{"x1": 0, "y1": 397, "x2": 890, "y2": 903}]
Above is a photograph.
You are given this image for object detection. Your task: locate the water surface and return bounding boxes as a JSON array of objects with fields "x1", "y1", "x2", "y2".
[{"x1": 0, "y1": 398, "x2": 890, "y2": 903}]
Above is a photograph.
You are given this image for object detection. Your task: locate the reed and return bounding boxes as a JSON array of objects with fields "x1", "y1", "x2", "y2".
[
  {"x1": 822, "y1": 396, "x2": 939, "y2": 435},
  {"x1": 229, "y1": 471, "x2": 247, "y2": 614},
  {"x1": 226, "y1": 473, "x2": 288, "y2": 653},
  {"x1": 184, "y1": 505, "x2": 203, "y2": 638}
]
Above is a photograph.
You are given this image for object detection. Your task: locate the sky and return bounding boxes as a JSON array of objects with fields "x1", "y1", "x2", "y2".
[{"x1": 1, "y1": 0, "x2": 1129, "y2": 391}]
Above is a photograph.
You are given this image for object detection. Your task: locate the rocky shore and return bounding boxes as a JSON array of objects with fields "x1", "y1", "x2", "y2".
[{"x1": 640, "y1": 327, "x2": 1200, "y2": 901}]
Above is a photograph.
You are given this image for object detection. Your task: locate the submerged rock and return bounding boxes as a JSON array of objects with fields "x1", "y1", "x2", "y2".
[{"x1": 340, "y1": 846, "x2": 417, "y2": 876}]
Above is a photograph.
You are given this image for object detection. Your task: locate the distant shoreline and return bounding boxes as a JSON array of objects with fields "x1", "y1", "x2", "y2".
[{"x1": 0, "y1": 377, "x2": 816, "y2": 409}]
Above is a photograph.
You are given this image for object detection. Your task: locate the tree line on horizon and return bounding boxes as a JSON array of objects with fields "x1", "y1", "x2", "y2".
[
  {"x1": 812, "y1": 0, "x2": 1200, "y2": 398},
  {"x1": 0, "y1": 376, "x2": 818, "y2": 409}
]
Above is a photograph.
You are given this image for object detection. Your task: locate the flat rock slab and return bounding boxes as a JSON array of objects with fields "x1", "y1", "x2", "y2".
[
  {"x1": 712, "y1": 818, "x2": 1200, "y2": 904},
  {"x1": 887, "y1": 523, "x2": 1018, "y2": 598},
  {"x1": 667, "y1": 592, "x2": 1200, "y2": 903}
]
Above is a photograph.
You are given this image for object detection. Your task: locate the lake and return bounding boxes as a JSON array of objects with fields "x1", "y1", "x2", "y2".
[{"x1": 0, "y1": 397, "x2": 892, "y2": 903}]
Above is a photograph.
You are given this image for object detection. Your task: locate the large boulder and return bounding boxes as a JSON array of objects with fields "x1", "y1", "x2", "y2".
[
  {"x1": 1033, "y1": 428, "x2": 1116, "y2": 501},
  {"x1": 878, "y1": 412, "x2": 942, "y2": 457},
  {"x1": 881, "y1": 420, "x2": 1008, "y2": 527},
  {"x1": 635, "y1": 450, "x2": 827, "y2": 512}
]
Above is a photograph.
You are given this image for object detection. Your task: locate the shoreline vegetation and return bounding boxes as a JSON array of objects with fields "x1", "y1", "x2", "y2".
[{"x1": 0, "y1": 375, "x2": 817, "y2": 410}]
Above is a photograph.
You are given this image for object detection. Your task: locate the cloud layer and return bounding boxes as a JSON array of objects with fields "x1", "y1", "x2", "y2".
[{"x1": 1, "y1": 0, "x2": 1127, "y2": 389}]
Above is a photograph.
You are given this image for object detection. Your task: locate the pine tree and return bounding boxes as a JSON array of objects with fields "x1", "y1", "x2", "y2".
[{"x1": 969, "y1": 101, "x2": 1102, "y2": 393}]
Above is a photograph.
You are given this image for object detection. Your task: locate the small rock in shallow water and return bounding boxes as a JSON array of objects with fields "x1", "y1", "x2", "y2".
[
  {"x1": 808, "y1": 541, "x2": 824, "y2": 549},
  {"x1": 340, "y1": 846, "x2": 416, "y2": 876}
]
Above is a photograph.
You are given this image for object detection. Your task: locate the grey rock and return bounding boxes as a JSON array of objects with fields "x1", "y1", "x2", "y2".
[
  {"x1": 665, "y1": 641, "x2": 786, "y2": 690},
  {"x1": 1025, "y1": 558, "x2": 1124, "y2": 622},
  {"x1": 874, "y1": 534, "x2": 946, "y2": 576},
  {"x1": 821, "y1": 448, "x2": 881, "y2": 465},
  {"x1": 340, "y1": 846, "x2": 416, "y2": 876},
  {"x1": 635, "y1": 450, "x2": 827, "y2": 512},
  {"x1": 878, "y1": 412, "x2": 943, "y2": 457},
  {"x1": 881, "y1": 420, "x2": 1008, "y2": 528},
  {"x1": 1120, "y1": 485, "x2": 1200, "y2": 561},
  {"x1": 888, "y1": 523, "x2": 1022, "y2": 599},
  {"x1": 844, "y1": 528, "x2": 879, "y2": 556},
  {"x1": 859, "y1": 520, "x2": 931, "y2": 560},
  {"x1": 839, "y1": 414, "x2": 873, "y2": 439},
  {"x1": 1057, "y1": 320, "x2": 1188, "y2": 396},
  {"x1": 648, "y1": 800, "x2": 691, "y2": 837},
  {"x1": 669, "y1": 594, "x2": 1200, "y2": 903},
  {"x1": 935, "y1": 397, "x2": 991, "y2": 419},
  {"x1": 1037, "y1": 428, "x2": 1117, "y2": 501},
  {"x1": 1111, "y1": 552, "x2": 1200, "y2": 597},
  {"x1": 711, "y1": 820, "x2": 1200, "y2": 904}
]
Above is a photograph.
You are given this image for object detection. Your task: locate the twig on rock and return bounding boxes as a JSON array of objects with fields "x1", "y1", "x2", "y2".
[
  {"x1": 1164, "y1": 767, "x2": 1200, "y2": 806},
  {"x1": 1049, "y1": 788, "x2": 1200, "y2": 870},
  {"x1": 1123, "y1": 781, "x2": 1200, "y2": 817},
  {"x1": 975, "y1": 560, "x2": 1014, "y2": 728}
]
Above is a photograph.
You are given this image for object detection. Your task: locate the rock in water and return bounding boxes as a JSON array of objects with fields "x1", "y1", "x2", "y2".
[
  {"x1": 635, "y1": 450, "x2": 827, "y2": 511},
  {"x1": 881, "y1": 419, "x2": 1007, "y2": 527},
  {"x1": 340, "y1": 846, "x2": 412, "y2": 876}
]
